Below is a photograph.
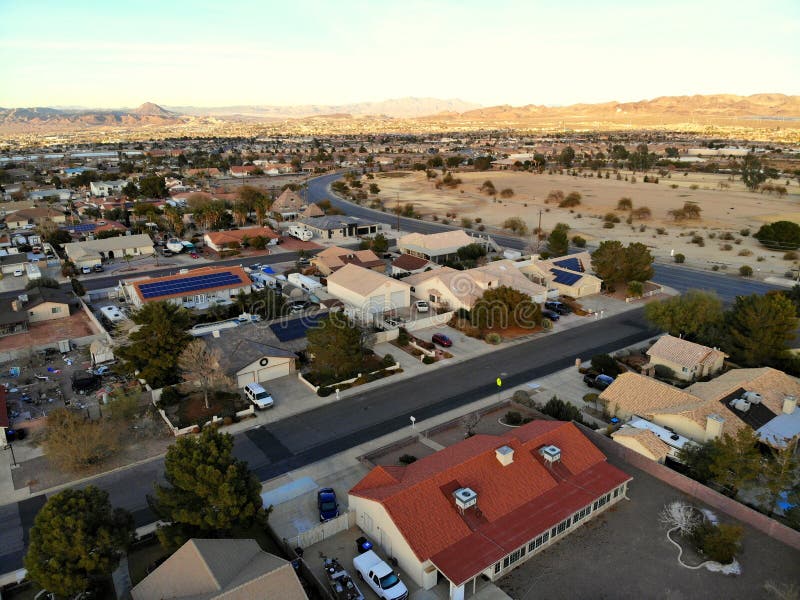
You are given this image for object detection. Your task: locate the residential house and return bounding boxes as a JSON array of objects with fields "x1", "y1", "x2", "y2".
[
  {"x1": 0, "y1": 252, "x2": 27, "y2": 275},
  {"x1": 63, "y1": 233, "x2": 154, "y2": 269},
  {"x1": 6, "y1": 207, "x2": 66, "y2": 229},
  {"x1": 600, "y1": 368, "x2": 800, "y2": 448},
  {"x1": 611, "y1": 417, "x2": 693, "y2": 463},
  {"x1": 204, "y1": 227, "x2": 279, "y2": 252},
  {"x1": 131, "y1": 538, "x2": 307, "y2": 600},
  {"x1": 203, "y1": 331, "x2": 297, "y2": 387},
  {"x1": 270, "y1": 188, "x2": 306, "y2": 220},
  {"x1": 398, "y1": 230, "x2": 492, "y2": 264},
  {"x1": 644, "y1": 334, "x2": 727, "y2": 381},
  {"x1": 300, "y1": 202, "x2": 325, "y2": 218},
  {"x1": 184, "y1": 167, "x2": 222, "y2": 178},
  {"x1": 391, "y1": 253, "x2": 436, "y2": 277},
  {"x1": 299, "y1": 215, "x2": 381, "y2": 241},
  {"x1": 349, "y1": 420, "x2": 631, "y2": 599},
  {"x1": 230, "y1": 165, "x2": 258, "y2": 177},
  {"x1": 518, "y1": 252, "x2": 601, "y2": 298},
  {"x1": 404, "y1": 260, "x2": 550, "y2": 312},
  {"x1": 0, "y1": 200, "x2": 38, "y2": 217},
  {"x1": 0, "y1": 287, "x2": 75, "y2": 337},
  {"x1": 311, "y1": 245, "x2": 385, "y2": 276},
  {"x1": 122, "y1": 265, "x2": 251, "y2": 309},
  {"x1": 326, "y1": 263, "x2": 411, "y2": 319},
  {"x1": 89, "y1": 180, "x2": 127, "y2": 197}
]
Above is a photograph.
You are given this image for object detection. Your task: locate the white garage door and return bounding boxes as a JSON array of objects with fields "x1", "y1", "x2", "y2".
[
  {"x1": 390, "y1": 290, "x2": 406, "y2": 310},
  {"x1": 367, "y1": 295, "x2": 385, "y2": 314},
  {"x1": 257, "y1": 360, "x2": 292, "y2": 382}
]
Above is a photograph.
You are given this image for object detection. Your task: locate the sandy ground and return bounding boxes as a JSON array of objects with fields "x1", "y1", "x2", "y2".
[{"x1": 373, "y1": 170, "x2": 800, "y2": 277}]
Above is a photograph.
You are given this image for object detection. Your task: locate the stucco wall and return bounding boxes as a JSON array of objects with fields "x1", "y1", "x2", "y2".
[
  {"x1": 27, "y1": 301, "x2": 69, "y2": 323},
  {"x1": 651, "y1": 413, "x2": 706, "y2": 442}
]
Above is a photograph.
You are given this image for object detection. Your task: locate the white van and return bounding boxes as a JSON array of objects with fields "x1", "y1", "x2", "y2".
[{"x1": 244, "y1": 383, "x2": 274, "y2": 409}]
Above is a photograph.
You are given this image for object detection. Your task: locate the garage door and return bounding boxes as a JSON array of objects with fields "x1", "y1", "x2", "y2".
[
  {"x1": 366, "y1": 294, "x2": 384, "y2": 314},
  {"x1": 237, "y1": 371, "x2": 257, "y2": 388},
  {"x1": 256, "y1": 357, "x2": 294, "y2": 383},
  {"x1": 390, "y1": 290, "x2": 406, "y2": 310}
]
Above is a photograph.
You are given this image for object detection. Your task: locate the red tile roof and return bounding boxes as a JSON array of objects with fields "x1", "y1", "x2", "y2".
[
  {"x1": 391, "y1": 254, "x2": 431, "y2": 271},
  {"x1": 350, "y1": 421, "x2": 631, "y2": 585},
  {"x1": 205, "y1": 227, "x2": 279, "y2": 246}
]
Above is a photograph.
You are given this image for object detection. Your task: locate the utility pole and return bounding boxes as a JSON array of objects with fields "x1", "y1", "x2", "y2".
[
  {"x1": 396, "y1": 192, "x2": 400, "y2": 232},
  {"x1": 536, "y1": 209, "x2": 543, "y2": 252}
]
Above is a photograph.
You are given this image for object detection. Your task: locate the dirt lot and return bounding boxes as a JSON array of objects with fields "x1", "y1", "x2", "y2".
[
  {"x1": 496, "y1": 457, "x2": 800, "y2": 600},
  {"x1": 0, "y1": 311, "x2": 98, "y2": 352},
  {"x1": 374, "y1": 170, "x2": 800, "y2": 276}
]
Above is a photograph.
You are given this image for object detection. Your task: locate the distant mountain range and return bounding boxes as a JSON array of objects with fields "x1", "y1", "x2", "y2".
[{"x1": 1, "y1": 94, "x2": 798, "y2": 137}]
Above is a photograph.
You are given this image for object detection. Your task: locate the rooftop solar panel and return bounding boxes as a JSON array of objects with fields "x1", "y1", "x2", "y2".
[
  {"x1": 553, "y1": 257, "x2": 583, "y2": 272},
  {"x1": 67, "y1": 223, "x2": 97, "y2": 233},
  {"x1": 138, "y1": 271, "x2": 246, "y2": 299},
  {"x1": 269, "y1": 313, "x2": 326, "y2": 342},
  {"x1": 550, "y1": 268, "x2": 582, "y2": 286}
]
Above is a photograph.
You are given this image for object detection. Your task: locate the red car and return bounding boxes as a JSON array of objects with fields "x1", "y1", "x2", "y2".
[
  {"x1": 432, "y1": 333, "x2": 452, "y2": 348},
  {"x1": 189, "y1": 252, "x2": 199, "y2": 259}
]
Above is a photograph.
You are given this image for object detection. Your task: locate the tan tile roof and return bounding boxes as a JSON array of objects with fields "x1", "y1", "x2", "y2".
[
  {"x1": 647, "y1": 334, "x2": 727, "y2": 369},
  {"x1": 600, "y1": 372, "x2": 702, "y2": 417},
  {"x1": 302, "y1": 203, "x2": 325, "y2": 217},
  {"x1": 313, "y1": 246, "x2": 383, "y2": 271},
  {"x1": 612, "y1": 427, "x2": 671, "y2": 461},
  {"x1": 327, "y1": 262, "x2": 410, "y2": 297},
  {"x1": 205, "y1": 226, "x2": 278, "y2": 245},
  {"x1": 399, "y1": 230, "x2": 476, "y2": 252},
  {"x1": 272, "y1": 188, "x2": 305, "y2": 212}
]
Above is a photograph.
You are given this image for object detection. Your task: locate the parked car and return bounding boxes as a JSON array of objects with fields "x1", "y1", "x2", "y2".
[
  {"x1": 289, "y1": 300, "x2": 311, "y2": 313},
  {"x1": 297, "y1": 257, "x2": 311, "y2": 266},
  {"x1": 243, "y1": 383, "x2": 274, "y2": 409},
  {"x1": 584, "y1": 373, "x2": 615, "y2": 390},
  {"x1": 317, "y1": 487, "x2": 339, "y2": 521},
  {"x1": 432, "y1": 333, "x2": 452, "y2": 347},
  {"x1": 81, "y1": 266, "x2": 92, "y2": 275},
  {"x1": 12, "y1": 268, "x2": 23, "y2": 277},
  {"x1": 93, "y1": 264, "x2": 104, "y2": 273},
  {"x1": 414, "y1": 300, "x2": 430, "y2": 313},
  {"x1": 93, "y1": 365, "x2": 112, "y2": 376},
  {"x1": 161, "y1": 249, "x2": 173, "y2": 257},
  {"x1": 353, "y1": 550, "x2": 408, "y2": 600},
  {"x1": 189, "y1": 252, "x2": 199, "y2": 259},
  {"x1": 541, "y1": 309, "x2": 561, "y2": 321},
  {"x1": 383, "y1": 318, "x2": 401, "y2": 330},
  {"x1": 545, "y1": 301, "x2": 571, "y2": 315}
]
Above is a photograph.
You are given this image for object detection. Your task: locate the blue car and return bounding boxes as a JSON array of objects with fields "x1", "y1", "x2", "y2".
[
  {"x1": 317, "y1": 487, "x2": 339, "y2": 522},
  {"x1": 541, "y1": 309, "x2": 561, "y2": 321}
]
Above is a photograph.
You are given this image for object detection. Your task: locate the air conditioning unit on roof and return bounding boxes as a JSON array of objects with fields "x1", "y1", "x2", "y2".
[
  {"x1": 453, "y1": 487, "x2": 477, "y2": 511},
  {"x1": 539, "y1": 445, "x2": 561, "y2": 464}
]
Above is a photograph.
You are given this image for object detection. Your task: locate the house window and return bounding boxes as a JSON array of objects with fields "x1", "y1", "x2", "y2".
[
  {"x1": 428, "y1": 294, "x2": 436, "y2": 302},
  {"x1": 528, "y1": 530, "x2": 550, "y2": 553},
  {"x1": 51, "y1": 307, "x2": 61, "y2": 314},
  {"x1": 613, "y1": 487, "x2": 620, "y2": 498},
  {"x1": 494, "y1": 562, "x2": 501, "y2": 574},
  {"x1": 502, "y1": 547, "x2": 523, "y2": 569}
]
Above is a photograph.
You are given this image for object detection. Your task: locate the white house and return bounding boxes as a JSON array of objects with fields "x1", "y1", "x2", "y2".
[
  {"x1": 326, "y1": 263, "x2": 411, "y2": 320},
  {"x1": 204, "y1": 332, "x2": 297, "y2": 387},
  {"x1": 63, "y1": 233, "x2": 155, "y2": 269},
  {"x1": 90, "y1": 180, "x2": 127, "y2": 197},
  {"x1": 398, "y1": 230, "x2": 493, "y2": 264}
]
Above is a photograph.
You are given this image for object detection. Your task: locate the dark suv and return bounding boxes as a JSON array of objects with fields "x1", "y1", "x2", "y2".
[
  {"x1": 583, "y1": 373, "x2": 615, "y2": 390},
  {"x1": 545, "y1": 301, "x2": 571, "y2": 315}
]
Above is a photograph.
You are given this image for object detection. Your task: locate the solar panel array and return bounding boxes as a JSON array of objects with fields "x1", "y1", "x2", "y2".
[
  {"x1": 270, "y1": 313, "x2": 327, "y2": 342},
  {"x1": 138, "y1": 270, "x2": 245, "y2": 299},
  {"x1": 553, "y1": 257, "x2": 583, "y2": 272},
  {"x1": 65, "y1": 223, "x2": 97, "y2": 233},
  {"x1": 550, "y1": 268, "x2": 582, "y2": 286}
]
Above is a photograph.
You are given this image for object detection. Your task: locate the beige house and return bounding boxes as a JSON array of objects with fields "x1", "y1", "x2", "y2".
[
  {"x1": 63, "y1": 233, "x2": 155, "y2": 269},
  {"x1": 131, "y1": 538, "x2": 307, "y2": 600},
  {"x1": 349, "y1": 421, "x2": 631, "y2": 600},
  {"x1": 6, "y1": 207, "x2": 66, "y2": 229},
  {"x1": 518, "y1": 252, "x2": 601, "y2": 298},
  {"x1": 610, "y1": 417, "x2": 694, "y2": 463},
  {"x1": 311, "y1": 245, "x2": 385, "y2": 276},
  {"x1": 0, "y1": 287, "x2": 74, "y2": 337},
  {"x1": 299, "y1": 215, "x2": 381, "y2": 240},
  {"x1": 204, "y1": 333, "x2": 297, "y2": 387},
  {"x1": 644, "y1": 334, "x2": 726, "y2": 381},
  {"x1": 601, "y1": 368, "x2": 800, "y2": 447},
  {"x1": 326, "y1": 263, "x2": 411, "y2": 318},
  {"x1": 398, "y1": 230, "x2": 492, "y2": 264},
  {"x1": 404, "y1": 259, "x2": 549, "y2": 312},
  {"x1": 270, "y1": 188, "x2": 306, "y2": 220}
]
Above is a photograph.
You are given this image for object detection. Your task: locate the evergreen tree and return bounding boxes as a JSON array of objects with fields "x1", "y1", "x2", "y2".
[
  {"x1": 708, "y1": 428, "x2": 761, "y2": 495},
  {"x1": 741, "y1": 153, "x2": 766, "y2": 191},
  {"x1": 643, "y1": 290, "x2": 725, "y2": 345},
  {"x1": 591, "y1": 240, "x2": 626, "y2": 287},
  {"x1": 149, "y1": 428, "x2": 267, "y2": 551},
  {"x1": 306, "y1": 313, "x2": 369, "y2": 378},
  {"x1": 759, "y1": 438, "x2": 800, "y2": 516},
  {"x1": 472, "y1": 285, "x2": 540, "y2": 330},
  {"x1": 726, "y1": 293, "x2": 798, "y2": 366},
  {"x1": 117, "y1": 301, "x2": 192, "y2": 387},
  {"x1": 24, "y1": 487, "x2": 134, "y2": 597},
  {"x1": 547, "y1": 224, "x2": 569, "y2": 257},
  {"x1": 623, "y1": 242, "x2": 655, "y2": 282}
]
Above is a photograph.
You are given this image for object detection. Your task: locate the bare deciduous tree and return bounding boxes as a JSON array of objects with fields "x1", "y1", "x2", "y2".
[
  {"x1": 659, "y1": 500, "x2": 700, "y2": 535},
  {"x1": 178, "y1": 339, "x2": 232, "y2": 409},
  {"x1": 462, "y1": 412, "x2": 479, "y2": 438}
]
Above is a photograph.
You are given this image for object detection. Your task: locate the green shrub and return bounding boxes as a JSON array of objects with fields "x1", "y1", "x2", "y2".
[
  {"x1": 397, "y1": 328, "x2": 410, "y2": 346},
  {"x1": 674, "y1": 253, "x2": 685, "y2": 263},
  {"x1": 591, "y1": 353, "x2": 622, "y2": 376},
  {"x1": 740, "y1": 228, "x2": 750, "y2": 237},
  {"x1": 485, "y1": 332, "x2": 501, "y2": 345},
  {"x1": 541, "y1": 395, "x2": 586, "y2": 424},
  {"x1": 159, "y1": 386, "x2": 182, "y2": 407},
  {"x1": 739, "y1": 265, "x2": 753, "y2": 277},
  {"x1": 784, "y1": 251, "x2": 799, "y2": 260},
  {"x1": 399, "y1": 454, "x2": 417, "y2": 465},
  {"x1": 627, "y1": 281, "x2": 643, "y2": 297},
  {"x1": 541, "y1": 318, "x2": 553, "y2": 329},
  {"x1": 422, "y1": 356, "x2": 435, "y2": 364},
  {"x1": 603, "y1": 222, "x2": 615, "y2": 229},
  {"x1": 583, "y1": 393, "x2": 599, "y2": 404},
  {"x1": 693, "y1": 522, "x2": 742, "y2": 565},
  {"x1": 572, "y1": 235, "x2": 586, "y2": 248},
  {"x1": 381, "y1": 353, "x2": 396, "y2": 367},
  {"x1": 505, "y1": 411, "x2": 523, "y2": 426},
  {"x1": 318, "y1": 387, "x2": 333, "y2": 397}
]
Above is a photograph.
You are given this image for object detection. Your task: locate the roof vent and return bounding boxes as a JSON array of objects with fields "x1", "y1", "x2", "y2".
[
  {"x1": 495, "y1": 445, "x2": 514, "y2": 466},
  {"x1": 742, "y1": 391, "x2": 762, "y2": 404},
  {"x1": 539, "y1": 445, "x2": 561, "y2": 465},
  {"x1": 453, "y1": 487, "x2": 477, "y2": 512}
]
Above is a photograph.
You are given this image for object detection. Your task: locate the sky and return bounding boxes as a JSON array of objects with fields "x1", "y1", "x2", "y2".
[{"x1": 0, "y1": 0, "x2": 798, "y2": 109}]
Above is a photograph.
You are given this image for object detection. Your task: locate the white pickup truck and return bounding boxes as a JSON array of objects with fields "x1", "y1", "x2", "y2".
[{"x1": 353, "y1": 550, "x2": 408, "y2": 600}]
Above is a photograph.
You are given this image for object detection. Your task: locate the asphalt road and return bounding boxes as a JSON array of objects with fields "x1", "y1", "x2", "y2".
[
  {"x1": 308, "y1": 172, "x2": 784, "y2": 303},
  {"x1": 0, "y1": 307, "x2": 656, "y2": 574}
]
